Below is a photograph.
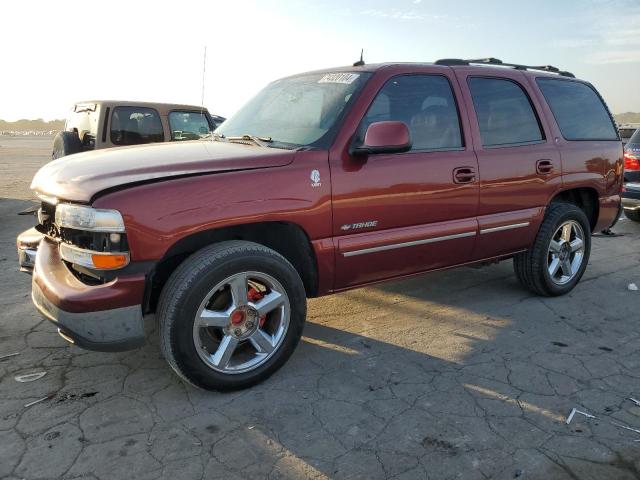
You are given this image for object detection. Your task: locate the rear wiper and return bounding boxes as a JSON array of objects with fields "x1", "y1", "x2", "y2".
[{"x1": 226, "y1": 134, "x2": 273, "y2": 147}]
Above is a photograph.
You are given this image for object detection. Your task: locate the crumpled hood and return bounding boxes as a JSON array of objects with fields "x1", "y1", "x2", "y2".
[{"x1": 31, "y1": 140, "x2": 295, "y2": 203}]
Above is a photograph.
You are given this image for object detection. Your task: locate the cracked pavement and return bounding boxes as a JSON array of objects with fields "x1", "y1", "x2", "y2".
[{"x1": 1, "y1": 138, "x2": 640, "y2": 479}]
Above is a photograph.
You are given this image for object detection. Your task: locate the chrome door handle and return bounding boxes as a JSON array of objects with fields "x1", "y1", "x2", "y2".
[
  {"x1": 453, "y1": 167, "x2": 476, "y2": 184},
  {"x1": 536, "y1": 159, "x2": 554, "y2": 175}
]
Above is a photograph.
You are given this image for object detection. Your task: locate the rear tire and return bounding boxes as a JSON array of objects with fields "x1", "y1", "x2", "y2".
[
  {"x1": 157, "y1": 241, "x2": 306, "y2": 391},
  {"x1": 52, "y1": 131, "x2": 82, "y2": 159},
  {"x1": 624, "y1": 209, "x2": 640, "y2": 222},
  {"x1": 514, "y1": 203, "x2": 591, "y2": 296}
]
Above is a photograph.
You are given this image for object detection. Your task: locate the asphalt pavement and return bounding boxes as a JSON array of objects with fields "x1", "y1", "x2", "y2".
[{"x1": 1, "y1": 195, "x2": 640, "y2": 479}]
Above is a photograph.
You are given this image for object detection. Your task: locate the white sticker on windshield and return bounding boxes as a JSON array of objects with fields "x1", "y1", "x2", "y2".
[{"x1": 318, "y1": 73, "x2": 360, "y2": 84}]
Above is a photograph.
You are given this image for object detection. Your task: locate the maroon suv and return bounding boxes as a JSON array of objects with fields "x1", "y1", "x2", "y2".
[{"x1": 20, "y1": 58, "x2": 623, "y2": 391}]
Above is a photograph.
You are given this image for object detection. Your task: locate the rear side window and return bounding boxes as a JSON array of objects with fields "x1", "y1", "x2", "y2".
[
  {"x1": 111, "y1": 107, "x2": 164, "y2": 146},
  {"x1": 361, "y1": 74, "x2": 463, "y2": 151},
  {"x1": 628, "y1": 128, "x2": 640, "y2": 145},
  {"x1": 536, "y1": 79, "x2": 618, "y2": 141},
  {"x1": 468, "y1": 77, "x2": 543, "y2": 147},
  {"x1": 168, "y1": 111, "x2": 212, "y2": 141}
]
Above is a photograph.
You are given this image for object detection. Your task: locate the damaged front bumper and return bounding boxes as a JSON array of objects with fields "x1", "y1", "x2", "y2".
[{"x1": 32, "y1": 237, "x2": 147, "y2": 351}]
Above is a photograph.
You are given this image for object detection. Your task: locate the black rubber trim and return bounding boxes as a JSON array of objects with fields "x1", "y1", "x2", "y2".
[
  {"x1": 102, "y1": 107, "x2": 110, "y2": 143},
  {"x1": 73, "y1": 260, "x2": 156, "y2": 283}
]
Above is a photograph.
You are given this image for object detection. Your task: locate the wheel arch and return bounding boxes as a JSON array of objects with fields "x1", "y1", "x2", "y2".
[
  {"x1": 549, "y1": 187, "x2": 599, "y2": 231},
  {"x1": 144, "y1": 221, "x2": 319, "y2": 313}
]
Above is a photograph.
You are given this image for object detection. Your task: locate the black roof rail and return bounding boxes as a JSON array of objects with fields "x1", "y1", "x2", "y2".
[
  {"x1": 466, "y1": 57, "x2": 503, "y2": 65},
  {"x1": 529, "y1": 65, "x2": 559, "y2": 73},
  {"x1": 434, "y1": 58, "x2": 575, "y2": 78},
  {"x1": 434, "y1": 58, "x2": 468, "y2": 66}
]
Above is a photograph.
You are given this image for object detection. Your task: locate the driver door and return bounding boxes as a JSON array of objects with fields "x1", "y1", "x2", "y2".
[{"x1": 330, "y1": 71, "x2": 480, "y2": 289}]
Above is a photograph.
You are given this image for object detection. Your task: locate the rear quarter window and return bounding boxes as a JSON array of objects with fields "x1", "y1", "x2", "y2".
[{"x1": 536, "y1": 78, "x2": 618, "y2": 141}]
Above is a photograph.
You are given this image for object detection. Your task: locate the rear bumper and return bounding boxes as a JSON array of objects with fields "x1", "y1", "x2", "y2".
[{"x1": 32, "y1": 238, "x2": 146, "y2": 351}]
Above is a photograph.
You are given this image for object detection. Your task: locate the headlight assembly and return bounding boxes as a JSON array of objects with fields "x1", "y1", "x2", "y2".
[{"x1": 55, "y1": 204, "x2": 125, "y2": 232}]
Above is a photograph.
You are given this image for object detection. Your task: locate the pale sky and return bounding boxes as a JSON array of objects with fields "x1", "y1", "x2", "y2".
[{"x1": 1, "y1": 0, "x2": 638, "y2": 121}]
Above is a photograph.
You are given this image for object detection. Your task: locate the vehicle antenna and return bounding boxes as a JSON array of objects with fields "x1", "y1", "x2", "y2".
[
  {"x1": 200, "y1": 46, "x2": 210, "y2": 141},
  {"x1": 201, "y1": 46, "x2": 207, "y2": 118},
  {"x1": 353, "y1": 49, "x2": 365, "y2": 67}
]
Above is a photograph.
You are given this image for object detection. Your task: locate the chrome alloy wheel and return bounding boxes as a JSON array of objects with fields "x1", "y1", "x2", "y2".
[
  {"x1": 547, "y1": 220, "x2": 585, "y2": 285},
  {"x1": 192, "y1": 271, "x2": 290, "y2": 374}
]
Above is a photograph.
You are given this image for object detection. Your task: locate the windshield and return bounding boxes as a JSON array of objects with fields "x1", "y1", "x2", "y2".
[{"x1": 216, "y1": 72, "x2": 371, "y2": 148}]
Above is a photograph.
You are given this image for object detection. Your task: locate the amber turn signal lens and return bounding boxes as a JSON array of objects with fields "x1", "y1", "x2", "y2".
[{"x1": 91, "y1": 254, "x2": 128, "y2": 269}]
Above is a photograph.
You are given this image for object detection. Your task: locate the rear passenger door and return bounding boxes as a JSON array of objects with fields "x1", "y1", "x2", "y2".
[{"x1": 454, "y1": 69, "x2": 562, "y2": 259}]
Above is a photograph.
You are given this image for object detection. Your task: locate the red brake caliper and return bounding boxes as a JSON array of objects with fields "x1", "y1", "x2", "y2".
[{"x1": 247, "y1": 287, "x2": 267, "y2": 327}]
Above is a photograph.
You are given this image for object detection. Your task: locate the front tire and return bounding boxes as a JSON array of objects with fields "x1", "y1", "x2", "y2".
[
  {"x1": 157, "y1": 241, "x2": 306, "y2": 391},
  {"x1": 514, "y1": 203, "x2": 591, "y2": 296}
]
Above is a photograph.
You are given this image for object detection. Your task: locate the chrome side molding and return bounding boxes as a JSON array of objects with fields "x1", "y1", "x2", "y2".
[
  {"x1": 342, "y1": 221, "x2": 532, "y2": 257},
  {"x1": 480, "y1": 222, "x2": 530, "y2": 235},
  {"x1": 342, "y1": 231, "x2": 477, "y2": 257}
]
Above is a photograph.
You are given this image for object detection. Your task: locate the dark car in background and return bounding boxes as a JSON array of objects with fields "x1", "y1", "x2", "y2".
[
  {"x1": 622, "y1": 128, "x2": 640, "y2": 221},
  {"x1": 619, "y1": 124, "x2": 639, "y2": 146}
]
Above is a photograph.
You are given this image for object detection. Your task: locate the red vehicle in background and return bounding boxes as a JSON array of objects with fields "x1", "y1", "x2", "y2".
[{"x1": 19, "y1": 58, "x2": 622, "y2": 391}]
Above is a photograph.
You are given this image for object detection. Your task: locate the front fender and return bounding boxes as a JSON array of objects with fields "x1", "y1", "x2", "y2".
[{"x1": 92, "y1": 151, "x2": 333, "y2": 263}]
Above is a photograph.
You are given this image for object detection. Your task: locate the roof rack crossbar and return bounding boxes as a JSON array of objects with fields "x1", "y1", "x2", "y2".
[{"x1": 434, "y1": 58, "x2": 575, "y2": 78}]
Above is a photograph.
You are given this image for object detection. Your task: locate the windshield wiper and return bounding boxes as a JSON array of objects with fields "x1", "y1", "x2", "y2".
[{"x1": 226, "y1": 134, "x2": 273, "y2": 147}]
